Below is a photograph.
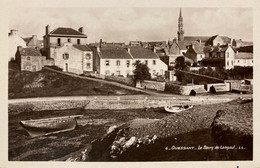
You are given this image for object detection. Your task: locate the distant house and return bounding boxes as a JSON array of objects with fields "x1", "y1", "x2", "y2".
[
  {"x1": 160, "y1": 54, "x2": 194, "y2": 67},
  {"x1": 15, "y1": 46, "x2": 48, "y2": 72},
  {"x1": 232, "y1": 39, "x2": 253, "y2": 48},
  {"x1": 182, "y1": 43, "x2": 205, "y2": 64},
  {"x1": 205, "y1": 35, "x2": 231, "y2": 46},
  {"x1": 23, "y1": 35, "x2": 43, "y2": 49},
  {"x1": 8, "y1": 29, "x2": 26, "y2": 61},
  {"x1": 233, "y1": 46, "x2": 253, "y2": 68},
  {"x1": 129, "y1": 41, "x2": 142, "y2": 47}
]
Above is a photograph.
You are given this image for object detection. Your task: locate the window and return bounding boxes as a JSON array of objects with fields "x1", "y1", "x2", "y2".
[
  {"x1": 227, "y1": 52, "x2": 229, "y2": 58},
  {"x1": 231, "y1": 60, "x2": 233, "y2": 65},
  {"x1": 63, "y1": 53, "x2": 69, "y2": 60},
  {"x1": 85, "y1": 53, "x2": 91, "y2": 59},
  {"x1": 77, "y1": 39, "x2": 80, "y2": 44},
  {"x1": 32, "y1": 65, "x2": 36, "y2": 72},
  {"x1": 116, "y1": 70, "x2": 121, "y2": 76},
  {"x1": 227, "y1": 61, "x2": 229, "y2": 66},
  {"x1": 105, "y1": 70, "x2": 110, "y2": 75},
  {"x1": 126, "y1": 60, "x2": 130, "y2": 67},
  {"x1": 105, "y1": 60, "x2": 110, "y2": 66},
  {"x1": 116, "y1": 60, "x2": 120, "y2": 66},
  {"x1": 252, "y1": 60, "x2": 253, "y2": 63},
  {"x1": 57, "y1": 38, "x2": 61, "y2": 46},
  {"x1": 86, "y1": 63, "x2": 91, "y2": 69},
  {"x1": 153, "y1": 60, "x2": 156, "y2": 65},
  {"x1": 27, "y1": 56, "x2": 30, "y2": 61},
  {"x1": 68, "y1": 38, "x2": 71, "y2": 42},
  {"x1": 238, "y1": 60, "x2": 240, "y2": 63},
  {"x1": 145, "y1": 60, "x2": 148, "y2": 65}
]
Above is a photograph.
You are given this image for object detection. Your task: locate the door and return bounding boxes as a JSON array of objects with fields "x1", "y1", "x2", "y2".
[
  {"x1": 32, "y1": 65, "x2": 37, "y2": 72},
  {"x1": 65, "y1": 63, "x2": 68, "y2": 72}
]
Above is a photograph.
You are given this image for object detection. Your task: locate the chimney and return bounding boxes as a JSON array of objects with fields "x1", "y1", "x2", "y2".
[
  {"x1": 99, "y1": 39, "x2": 102, "y2": 48},
  {"x1": 199, "y1": 40, "x2": 201, "y2": 45},
  {"x1": 153, "y1": 47, "x2": 156, "y2": 53},
  {"x1": 78, "y1": 27, "x2": 84, "y2": 34},
  {"x1": 32, "y1": 35, "x2": 37, "y2": 39},
  {"x1": 10, "y1": 29, "x2": 18, "y2": 35},
  {"x1": 46, "y1": 25, "x2": 50, "y2": 36},
  {"x1": 17, "y1": 46, "x2": 23, "y2": 52}
]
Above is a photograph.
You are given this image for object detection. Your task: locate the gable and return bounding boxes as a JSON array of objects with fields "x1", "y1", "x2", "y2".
[{"x1": 49, "y1": 27, "x2": 87, "y2": 38}]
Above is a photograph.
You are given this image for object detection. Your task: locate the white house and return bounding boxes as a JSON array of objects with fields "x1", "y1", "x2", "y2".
[
  {"x1": 52, "y1": 43, "x2": 93, "y2": 74},
  {"x1": 8, "y1": 29, "x2": 26, "y2": 61},
  {"x1": 94, "y1": 46, "x2": 133, "y2": 77},
  {"x1": 128, "y1": 46, "x2": 168, "y2": 77}
]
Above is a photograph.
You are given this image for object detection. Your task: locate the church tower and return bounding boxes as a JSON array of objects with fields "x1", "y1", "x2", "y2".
[{"x1": 177, "y1": 8, "x2": 184, "y2": 41}]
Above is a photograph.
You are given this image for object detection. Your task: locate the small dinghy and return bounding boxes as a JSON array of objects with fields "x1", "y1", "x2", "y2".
[
  {"x1": 20, "y1": 115, "x2": 83, "y2": 137},
  {"x1": 164, "y1": 105, "x2": 193, "y2": 113}
]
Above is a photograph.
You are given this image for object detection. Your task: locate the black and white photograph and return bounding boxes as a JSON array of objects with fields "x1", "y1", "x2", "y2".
[{"x1": 1, "y1": 0, "x2": 260, "y2": 167}]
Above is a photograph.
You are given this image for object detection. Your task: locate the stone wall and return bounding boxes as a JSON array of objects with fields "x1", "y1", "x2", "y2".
[
  {"x1": 206, "y1": 83, "x2": 230, "y2": 92},
  {"x1": 165, "y1": 82, "x2": 206, "y2": 95},
  {"x1": 141, "y1": 80, "x2": 165, "y2": 91},
  {"x1": 105, "y1": 76, "x2": 135, "y2": 86},
  {"x1": 8, "y1": 96, "x2": 233, "y2": 112}
]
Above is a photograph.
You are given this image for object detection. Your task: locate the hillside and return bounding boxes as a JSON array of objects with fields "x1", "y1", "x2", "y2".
[{"x1": 8, "y1": 62, "x2": 142, "y2": 99}]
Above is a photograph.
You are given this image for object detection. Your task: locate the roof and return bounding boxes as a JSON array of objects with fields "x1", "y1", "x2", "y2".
[
  {"x1": 235, "y1": 45, "x2": 253, "y2": 53},
  {"x1": 235, "y1": 52, "x2": 253, "y2": 59},
  {"x1": 129, "y1": 47, "x2": 159, "y2": 59},
  {"x1": 22, "y1": 36, "x2": 43, "y2": 48},
  {"x1": 19, "y1": 48, "x2": 42, "y2": 56},
  {"x1": 49, "y1": 27, "x2": 87, "y2": 38},
  {"x1": 99, "y1": 46, "x2": 132, "y2": 59},
  {"x1": 204, "y1": 45, "x2": 234, "y2": 53},
  {"x1": 184, "y1": 36, "x2": 211, "y2": 43},
  {"x1": 177, "y1": 40, "x2": 203, "y2": 51},
  {"x1": 73, "y1": 45, "x2": 92, "y2": 51},
  {"x1": 205, "y1": 35, "x2": 231, "y2": 46}
]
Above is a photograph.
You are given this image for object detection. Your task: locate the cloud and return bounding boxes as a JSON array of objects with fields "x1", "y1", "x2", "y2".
[{"x1": 8, "y1": 7, "x2": 253, "y2": 42}]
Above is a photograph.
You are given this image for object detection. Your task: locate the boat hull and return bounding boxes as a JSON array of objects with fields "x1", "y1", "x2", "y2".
[
  {"x1": 20, "y1": 115, "x2": 82, "y2": 137},
  {"x1": 164, "y1": 105, "x2": 193, "y2": 113}
]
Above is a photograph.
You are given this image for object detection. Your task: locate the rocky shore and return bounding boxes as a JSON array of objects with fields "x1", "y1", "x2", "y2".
[{"x1": 63, "y1": 97, "x2": 253, "y2": 161}]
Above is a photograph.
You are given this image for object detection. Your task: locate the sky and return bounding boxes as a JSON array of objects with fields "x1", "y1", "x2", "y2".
[{"x1": 9, "y1": 7, "x2": 253, "y2": 43}]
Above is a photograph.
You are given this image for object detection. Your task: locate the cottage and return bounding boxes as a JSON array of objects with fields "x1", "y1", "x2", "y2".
[
  {"x1": 15, "y1": 46, "x2": 46, "y2": 72},
  {"x1": 205, "y1": 35, "x2": 231, "y2": 46}
]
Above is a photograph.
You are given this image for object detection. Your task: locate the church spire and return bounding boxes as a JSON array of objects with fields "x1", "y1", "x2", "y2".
[{"x1": 177, "y1": 8, "x2": 184, "y2": 41}]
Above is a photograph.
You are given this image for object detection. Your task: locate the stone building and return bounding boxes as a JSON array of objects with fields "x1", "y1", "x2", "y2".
[
  {"x1": 8, "y1": 29, "x2": 26, "y2": 61},
  {"x1": 185, "y1": 43, "x2": 205, "y2": 64},
  {"x1": 43, "y1": 25, "x2": 92, "y2": 74},
  {"x1": 15, "y1": 46, "x2": 51, "y2": 72}
]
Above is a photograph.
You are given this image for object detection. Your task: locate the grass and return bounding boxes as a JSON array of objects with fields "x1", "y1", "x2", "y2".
[{"x1": 8, "y1": 62, "x2": 142, "y2": 99}]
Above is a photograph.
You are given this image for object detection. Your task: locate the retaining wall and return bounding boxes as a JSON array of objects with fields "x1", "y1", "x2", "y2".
[{"x1": 8, "y1": 96, "x2": 233, "y2": 112}]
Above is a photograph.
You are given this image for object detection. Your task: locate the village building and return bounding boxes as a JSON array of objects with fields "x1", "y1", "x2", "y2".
[
  {"x1": 203, "y1": 45, "x2": 236, "y2": 70},
  {"x1": 52, "y1": 43, "x2": 93, "y2": 74},
  {"x1": 233, "y1": 46, "x2": 253, "y2": 68},
  {"x1": 43, "y1": 25, "x2": 92, "y2": 74},
  {"x1": 232, "y1": 39, "x2": 253, "y2": 48},
  {"x1": 93, "y1": 46, "x2": 133, "y2": 77},
  {"x1": 8, "y1": 29, "x2": 27, "y2": 61},
  {"x1": 185, "y1": 43, "x2": 205, "y2": 64},
  {"x1": 23, "y1": 35, "x2": 43, "y2": 49},
  {"x1": 129, "y1": 46, "x2": 168, "y2": 77},
  {"x1": 15, "y1": 46, "x2": 52, "y2": 72},
  {"x1": 204, "y1": 35, "x2": 231, "y2": 46},
  {"x1": 129, "y1": 41, "x2": 142, "y2": 47}
]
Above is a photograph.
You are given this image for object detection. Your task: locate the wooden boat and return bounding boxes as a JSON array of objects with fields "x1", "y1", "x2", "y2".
[
  {"x1": 20, "y1": 115, "x2": 83, "y2": 137},
  {"x1": 164, "y1": 105, "x2": 193, "y2": 113}
]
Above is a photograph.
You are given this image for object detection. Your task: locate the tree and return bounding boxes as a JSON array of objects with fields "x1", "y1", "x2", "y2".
[
  {"x1": 133, "y1": 61, "x2": 151, "y2": 82},
  {"x1": 174, "y1": 56, "x2": 190, "y2": 70}
]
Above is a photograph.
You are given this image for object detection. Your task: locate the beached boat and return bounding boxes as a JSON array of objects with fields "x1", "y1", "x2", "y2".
[
  {"x1": 164, "y1": 105, "x2": 193, "y2": 113},
  {"x1": 20, "y1": 115, "x2": 83, "y2": 137}
]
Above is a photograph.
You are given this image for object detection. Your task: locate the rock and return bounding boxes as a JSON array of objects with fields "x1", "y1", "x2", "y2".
[{"x1": 123, "y1": 137, "x2": 136, "y2": 149}]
